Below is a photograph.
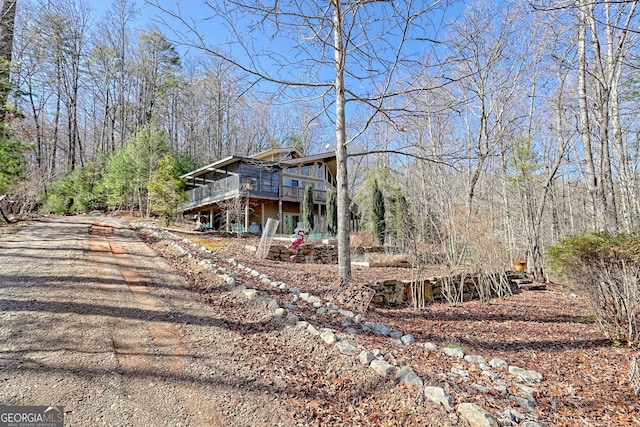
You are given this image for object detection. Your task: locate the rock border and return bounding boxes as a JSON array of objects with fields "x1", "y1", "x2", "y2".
[{"x1": 137, "y1": 224, "x2": 548, "y2": 427}]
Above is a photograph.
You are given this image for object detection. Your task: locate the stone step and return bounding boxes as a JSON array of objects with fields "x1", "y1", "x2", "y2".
[{"x1": 518, "y1": 282, "x2": 547, "y2": 291}]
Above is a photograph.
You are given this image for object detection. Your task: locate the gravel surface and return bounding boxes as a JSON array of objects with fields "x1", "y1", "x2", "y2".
[{"x1": 0, "y1": 215, "x2": 455, "y2": 426}]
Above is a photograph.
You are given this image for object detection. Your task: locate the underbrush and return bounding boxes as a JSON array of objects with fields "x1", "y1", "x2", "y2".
[{"x1": 547, "y1": 231, "x2": 640, "y2": 345}]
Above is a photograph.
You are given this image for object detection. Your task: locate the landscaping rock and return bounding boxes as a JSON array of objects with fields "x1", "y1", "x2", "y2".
[
  {"x1": 514, "y1": 396, "x2": 535, "y2": 411},
  {"x1": 422, "y1": 342, "x2": 438, "y2": 351},
  {"x1": 241, "y1": 288, "x2": 257, "y2": 300},
  {"x1": 456, "y1": 402, "x2": 498, "y2": 427},
  {"x1": 338, "y1": 308, "x2": 355, "y2": 318},
  {"x1": 501, "y1": 407, "x2": 526, "y2": 424},
  {"x1": 223, "y1": 275, "x2": 236, "y2": 288},
  {"x1": 364, "y1": 322, "x2": 391, "y2": 336},
  {"x1": 395, "y1": 366, "x2": 423, "y2": 388},
  {"x1": 320, "y1": 329, "x2": 337, "y2": 345},
  {"x1": 443, "y1": 347, "x2": 465, "y2": 358},
  {"x1": 326, "y1": 302, "x2": 339, "y2": 310},
  {"x1": 257, "y1": 296, "x2": 279, "y2": 310},
  {"x1": 358, "y1": 351, "x2": 375, "y2": 366},
  {"x1": 465, "y1": 355, "x2": 486, "y2": 364},
  {"x1": 336, "y1": 340, "x2": 357, "y2": 356},
  {"x1": 508, "y1": 366, "x2": 543, "y2": 382},
  {"x1": 489, "y1": 358, "x2": 509, "y2": 369},
  {"x1": 400, "y1": 334, "x2": 416, "y2": 345},
  {"x1": 307, "y1": 295, "x2": 322, "y2": 305},
  {"x1": 370, "y1": 359, "x2": 395, "y2": 376},
  {"x1": 471, "y1": 383, "x2": 490, "y2": 393},
  {"x1": 423, "y1": 386, "x2": 454, "y2": 411}
]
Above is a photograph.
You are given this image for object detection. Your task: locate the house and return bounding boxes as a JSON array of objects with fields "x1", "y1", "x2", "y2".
[{"x1": 181, "y1": 147, "x2": 337, "y2": 235}]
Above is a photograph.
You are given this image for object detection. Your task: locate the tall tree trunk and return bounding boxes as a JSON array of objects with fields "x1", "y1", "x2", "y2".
[
  {"x1": 607, "y1": 2, "x2": 637, "y2": 231},
  {"x1": 577, "y1": 0, "x2": 604, "y2": 230},
  {"x1": 333, "y1": 0, "x2": 351, "y2": 282},
  {"x1": 0, "y1": 0, "x2": 17, "y2": 126}
]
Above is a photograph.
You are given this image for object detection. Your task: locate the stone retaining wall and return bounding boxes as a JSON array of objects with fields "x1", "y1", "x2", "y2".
[{"x1": 370, "y1": 272, "x2": 523, "y2": 307}]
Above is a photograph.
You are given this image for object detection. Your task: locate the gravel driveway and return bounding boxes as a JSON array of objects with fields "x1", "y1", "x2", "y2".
[{"x1": 0, "y1": 215, "x2": 302, "y2": 426}]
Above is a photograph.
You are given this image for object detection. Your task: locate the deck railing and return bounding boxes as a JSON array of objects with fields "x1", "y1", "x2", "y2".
[
  {"x1": 185, "y1": 177, "x2": 329, "y2": 210},
  {"x1": 184, "y1": 175, "x2": 240, "y2": 209},
  {"x1": 280, "y1": 185, "x2": 327, "y2": 202}
]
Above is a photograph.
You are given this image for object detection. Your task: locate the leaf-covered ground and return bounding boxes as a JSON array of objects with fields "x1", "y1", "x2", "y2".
[{"x1": 174, "y1": 233, "x2": 639, "y2": 426}]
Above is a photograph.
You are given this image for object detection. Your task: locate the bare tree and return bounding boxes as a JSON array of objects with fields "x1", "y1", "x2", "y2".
[{"x1": 90, "y1": 0, "x2": 138, "y2": 153}]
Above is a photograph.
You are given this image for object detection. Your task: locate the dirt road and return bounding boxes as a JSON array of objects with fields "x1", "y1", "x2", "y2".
[{"x1": 0, "y1": 215, "x2": 299, "y2": 426}]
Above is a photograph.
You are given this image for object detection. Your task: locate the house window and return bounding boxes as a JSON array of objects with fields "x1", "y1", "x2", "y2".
[
  {"x1": 326, "y1": 169, "x2": 336, "y2": 187},
  {"x1": 301, "y1": 164, "x2": 315, "y2": 177},
  {"x1": 260, "y1": 169, "x2": 279, "y2": 193},
  {"x1": 286, "y1": 166, "x2": 298, "y2": 174},
  {"x1": 317, "y1": 163, "x2": 324, "y2": 178}
]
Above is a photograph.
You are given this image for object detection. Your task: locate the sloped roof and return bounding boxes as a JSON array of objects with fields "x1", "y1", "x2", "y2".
[{"x1": 181, "y1": 149, "x2": 337, "y2": 181}]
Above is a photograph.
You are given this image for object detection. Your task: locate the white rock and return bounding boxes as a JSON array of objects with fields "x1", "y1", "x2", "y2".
[
  {"x1": 320, "y1": 329, "x2": 337, "y2": 345},
  {"x1": 370, "y1": 359, "x2": 395, "y2": 376},
  {"x1": 400, "y1": 334, "x2": 416, "y2": 345},
  {"x1": 224, "y1": 275, "x2": 236, "y2": 287},
  {"x1": 508, "y1": 366, "x2": 543, "y2": 383},
  {"x1": 443, "y1": 347, "x2": 465, "y2": 358},
  {"x1": 308, "y1": 295, "x2": 322, "y2": 305},
  {"x1": 395, "y1": 366, "x2": 423, "y2": 388},
  {"x1": 422, "y1": 342, "x2": 439, "y2": 351},
  {"x1": 358, "y1": 351, "x2": 375, "y2": 366},
  {"x1": 336, "y1": 340, "x2": 357, "y2": 355},
  {"x1": 489, "y1": 358, "x2": 509, "y2": 369},
  {"x1": 241, "y1": 289, "x2": 257, "y2": 300},
  {"x1": 296, "y1": 320, "x2": 309, "y2": 329},
  {"x1": 423, "y1": 386, "x2": 454, "y2": 411},
  {"x1": 456, "y1": 402, "x2": 498, "y2": 427},
  {"x1": 465, "y1": 355, "x2": 486, "y2": 364},
  {"x1": 326, "y1": 302, "x2": 339, "y2": 310},
  {"x1": 338, "y1": 308, "x2": 355, "y2": 318}
]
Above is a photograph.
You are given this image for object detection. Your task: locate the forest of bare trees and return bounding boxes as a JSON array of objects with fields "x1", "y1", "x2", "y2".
[{"x1": 3, "y1": 0, "x2": 640, "y2": 280}]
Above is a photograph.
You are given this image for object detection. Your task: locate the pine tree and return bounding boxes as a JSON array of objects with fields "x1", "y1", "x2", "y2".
[
  {"x1": 302, "y1": 184, "x2": 314, "y2": 233},
  {"x1": 148, "y1": 154, "x2": 187, "y2": 226},
  {"x1": 389, "y1": 185, "x2": 410, "y2": 249},
  {"x1": 372, "y1": 180, "x2": 385, "y2": 245},
  {"x1": 0, "y1": 134, "x2": 26, "y2": 195},
  {"x1": 327, "y1": 189, "x2": 338, "y2": 236}
]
